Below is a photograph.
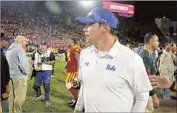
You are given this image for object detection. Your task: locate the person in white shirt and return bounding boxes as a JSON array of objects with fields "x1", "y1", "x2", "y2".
[
  {"x1": 32, "y1": 43, "x2": 55, "y2": 106},
  {"x1": 74, "y1": 7, "x2": 152, "y2": 112}
]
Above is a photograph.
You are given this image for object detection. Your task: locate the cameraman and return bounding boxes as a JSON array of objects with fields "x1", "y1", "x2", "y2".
[{"x1": 32, "y1": 43, "x2": 55, "y2": 106}]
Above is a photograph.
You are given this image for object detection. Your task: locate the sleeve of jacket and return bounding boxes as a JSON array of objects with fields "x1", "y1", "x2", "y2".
[
  {"x1": 1, "y1": 52, "x2": 10, "y2": 95},
  {"x1": 4, "y1": 54, "x2": 10, "y2": 84},
  {"x1": 17, "y1": 49, "x2": 30, "y2": 75}
]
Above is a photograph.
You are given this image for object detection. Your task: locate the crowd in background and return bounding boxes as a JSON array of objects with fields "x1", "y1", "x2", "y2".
[
  {"x1": 1, "y1": 2, "x2": 170, "y2": 53},
  {"x1": 1, "y1": 3, "x2": 84, "y2": 52}
]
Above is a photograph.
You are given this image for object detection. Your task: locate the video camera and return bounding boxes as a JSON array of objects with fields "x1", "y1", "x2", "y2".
[{"x1": 41, "y1": 57, "x2": 50, "y2": 63}]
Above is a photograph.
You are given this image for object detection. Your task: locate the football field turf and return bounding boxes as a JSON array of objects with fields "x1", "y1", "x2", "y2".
[{"x1": 23, "y1": 60, "x2": 73, "y2": 112}]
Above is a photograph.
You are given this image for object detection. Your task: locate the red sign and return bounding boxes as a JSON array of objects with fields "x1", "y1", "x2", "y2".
[{"x1": 103, "y1": 2, "x2": 134, "y2": 15}]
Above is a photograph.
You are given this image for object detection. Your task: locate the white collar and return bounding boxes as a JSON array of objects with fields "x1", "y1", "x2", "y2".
[{"x1": 92, "y1": 39, "x2": 120, "y2": 58}]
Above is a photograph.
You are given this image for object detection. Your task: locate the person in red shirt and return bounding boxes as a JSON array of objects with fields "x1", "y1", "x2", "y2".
[{"x1": 65, "y1": 38, "x2": 81, "y2": 107}]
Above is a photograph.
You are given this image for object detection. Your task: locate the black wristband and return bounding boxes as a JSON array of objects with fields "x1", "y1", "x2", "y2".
[{"x1": 149, "y1": 90, "x2": 155, "y2": 96}]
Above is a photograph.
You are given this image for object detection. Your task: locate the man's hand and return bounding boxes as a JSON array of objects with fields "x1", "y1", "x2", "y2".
[
  {"x1": 148, "y1": 75, "x2": 158, "y2": 88},
  {"x1": 149, "y1": 75, "x2": 173, "y2": 89},
  {"x1": 152, "y1": 95, "x2": 159, "y2": 108}
]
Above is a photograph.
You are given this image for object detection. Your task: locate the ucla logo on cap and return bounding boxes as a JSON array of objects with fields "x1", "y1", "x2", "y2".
[
  {"x1": 101, "y1": 18, "x2": 107, "y2": 24},
  {"x1": 87, "y1": 10, "x2": 94, "y2": 16},
  {"x1": 106, "y1": 64, "x2": 116, "y2": 71}
]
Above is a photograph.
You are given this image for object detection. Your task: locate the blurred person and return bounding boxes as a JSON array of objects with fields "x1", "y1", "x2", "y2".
[
  {"x1": 158, "y1": 44, "x2": 176, "y2": 99},
  {"x1": 58, "y1": 44, "x2": 66, "y2": 61},
  {"x1": 48, "y1": 46, "x2": 55, "y2": 78},
  {"x1": 175, "y1": 49, "x2": 177, "y2": 80},
  {"x1": 32, "y1": 43, "x2": 55, "y2": 106},
  {"x1": 66, "y1": 38, "x2": 81, "y2": 107},
  {"x1": 136, "y1": 43, "x2": 143, "y2": 54},
  {"x1": 74, "y1": 7, "x2": 152, "y2": 112},
  {"x1": 139, "y1": 32, "x2": 160, "y2": 112},
  {"x1": 157, "y1": 47, "x2": 164, "y2": 57},
  {"x1": 31, "y1": 45, "x2": 40, "y2": 80},
  {"x1": 63, "y1": 45, "x2": 71, "y2": 74},
  {"x1": 1, "y1": 35, "x2": 12, "y2": 55},
  {"x1": 1, "y1": 37, "x2": 11, "y2": 112},
  {"x1": 6, "y1": 35, "x2": 30, "y2": 112},
  {"x1": 1, "y1": 31, "x2": 5, "y2": 37}
]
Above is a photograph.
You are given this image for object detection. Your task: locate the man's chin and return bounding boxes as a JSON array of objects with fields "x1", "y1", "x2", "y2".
[{"x1": 85, "y1": 42, "x2": 90, "y2": 46}]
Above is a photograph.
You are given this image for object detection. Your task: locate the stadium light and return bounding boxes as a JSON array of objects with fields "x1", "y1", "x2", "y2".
[
  {"x1": 79, "y1": 1, "x2": 94, "y2": 15},
  {"x1": 79, "y1": 1, "x2": 94, "y2": 8}
]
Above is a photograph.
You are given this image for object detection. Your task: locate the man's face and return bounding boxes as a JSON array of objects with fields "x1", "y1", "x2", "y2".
[
  {"x1": 149, "y1": 35, "x2": 159, "y2": 51},
  {"x1": 22, "y1": 40, "x2": 28, "y2": 48},
  {"x1": 83, "y1": 23, "x2": 104, "y2": 45},
  {"x1": 1, "y1": 40, "x2": 8, "y2": 48}
]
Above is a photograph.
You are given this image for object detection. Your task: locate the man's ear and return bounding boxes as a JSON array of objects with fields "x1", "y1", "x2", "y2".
[
  {"x1": 101, "y1": 24, "x2": 110, "y2": 34},
  {"x1": 105, "y1": 24, "x2": 111, "y2": 32},
  {"x1": 149, "y1": 39, "x2": 153, "y2": 45}
]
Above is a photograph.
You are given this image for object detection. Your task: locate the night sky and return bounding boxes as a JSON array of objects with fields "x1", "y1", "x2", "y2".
[
  {"x1": 50, "y1": 1, "x2": 177, "y2": 21},
  {"x1": 134, "y1": 1, "x2": 177, "y2": 21}
]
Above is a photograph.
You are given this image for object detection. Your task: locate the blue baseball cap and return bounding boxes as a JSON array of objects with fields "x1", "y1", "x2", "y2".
[{"x1": 76, "y1": 7, "x2": 119, "y2": 29}]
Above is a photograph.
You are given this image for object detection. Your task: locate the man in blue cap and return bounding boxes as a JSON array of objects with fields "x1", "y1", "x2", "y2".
[{"x1": 74, "y1": 7, "x2": 152, "y2": 112}]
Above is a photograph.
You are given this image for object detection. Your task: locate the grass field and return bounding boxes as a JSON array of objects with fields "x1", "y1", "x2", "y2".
[
  {"x1": 22, "y1": 59, "x2": 176, "y2": 112},
  {"x1": 23, "y1": 60, "x2": 73, "y2": 112}
]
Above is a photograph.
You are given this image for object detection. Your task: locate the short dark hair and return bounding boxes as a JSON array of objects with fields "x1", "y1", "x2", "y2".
[
  {"x1": 99, "y1": 24, "x2": 118, "y2": 36},
  {"x1": 110, "y1": 28, "x2": 118, "y2": 36},
  {"x1": 144, "y1": 32, "x2": 157, "y2": 44}
]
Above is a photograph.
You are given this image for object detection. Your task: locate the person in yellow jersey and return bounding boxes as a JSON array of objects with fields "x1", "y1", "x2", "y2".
[{"x1": 65, "y1": 38, "x2": 81, "y2": 107}]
